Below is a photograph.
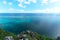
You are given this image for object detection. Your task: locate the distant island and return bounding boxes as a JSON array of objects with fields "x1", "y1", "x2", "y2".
[{"x1": 0, "y1": 28, "x2": 56, "y2": 40}]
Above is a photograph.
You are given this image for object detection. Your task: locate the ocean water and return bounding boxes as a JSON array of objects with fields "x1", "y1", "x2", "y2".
[{"x1": 0, "y1": 13, "x2": 60, "y2": 38}]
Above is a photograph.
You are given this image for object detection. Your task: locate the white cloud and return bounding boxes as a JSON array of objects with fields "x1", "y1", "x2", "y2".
[
  {"x1": 40, "y1": 7, "x2": 60, "y2": 13},
  {"x1": 17, "y1": 0, "x2": 24, "y2": 4},
  {"x1": 8, "y1": 2, "x2": 12, "y2": 5},
  {"x1": 24, "y1": 0, "x2": 37, "y2": 4},
  {"x1": 17, "y1": 0, "x2": 26, "y2": 8},
  {"x1": 0, "y1": 8, "x2": 25, "y2": 13},
  {"x1": 29, "y1": 0, "x2": 37, "y2": 3},
  {"x1": 24, "y1": 1, "x2": 30, "y2": 4},
  {"x1": 3, "y1": 1, "x2": 7, "y2": 4},
  {"x1": 52, "y1": 7, "x2": 60, "y2": 13},
  {"x1": 32, "y1": 0, "x2": 37, "y2": 3},
  {"x1": 27, "y1": 7, "x2": 60, "y2": 13},
  {"x1": 17, "y1": 0, "x2": 37, "y2": 4},
  {"x1": 18, "y1": 4, "x2": 23, "y2": 7},
  {"x1": 41, "y1": 0, "x2": 60, "y2": 5},
  {"x1": 18, "y1": 4, "x2": 26, "y2": 8},
  {"x1": 41, "y1": 0, "x2": 48, "y2": 4},
  {"x1": 41, "y1": 8, "x2": 51, "y2": 13},
  {"x1": 43, "y1": 7, "x2": 60, "y2": 13},
  {"x1": 17, "y1": 0, "x2": 24, "y2": 3},
  {"x1": 41, "y1": 0, "x2": 60, "y2": 6},
  {"x1": 26, "y1": 9, "x2": 50, "y2": 13},
  {"x1": 41, "y1": 7, "x2": 60, "y2": 13},
  {"x1": 24, "y1": 10, "x2": 42, "y2": 13},
  {"x1": 50, "y1": 0, "x2": 59, "y2": 3},
  {"x1": 16, "y1": 0, "x2": 37, "y2": 8},
  {"x1": 0, "y1": 7, "x2": 60, "y2": 13}
]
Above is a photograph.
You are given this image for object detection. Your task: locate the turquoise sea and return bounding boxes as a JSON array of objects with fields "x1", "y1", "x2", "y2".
[{"x1": 0, "y1": 13, "x2": 60, "y2": 38}]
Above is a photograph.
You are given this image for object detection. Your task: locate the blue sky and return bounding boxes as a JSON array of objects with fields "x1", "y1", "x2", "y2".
[{"x1": 0, "y1": 0, "x2": 60, "y2": 13}]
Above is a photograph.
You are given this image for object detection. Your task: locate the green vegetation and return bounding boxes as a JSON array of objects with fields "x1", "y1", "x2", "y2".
[
  {"x1": 0, "y1": 29, "x2": 17, "y2": 40},
  {"x1": 0, "y1": 29, "x2": 56, "y2": 40}
]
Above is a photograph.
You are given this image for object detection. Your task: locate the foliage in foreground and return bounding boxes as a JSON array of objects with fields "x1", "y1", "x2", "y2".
[{"x1": 0, "y1": 29, "x2": 55, "y2": 40}]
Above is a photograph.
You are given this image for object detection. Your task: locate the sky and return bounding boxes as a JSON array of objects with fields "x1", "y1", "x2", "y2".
[{"x1": 0, "y1": 0, "x2": 60, "y2": 13}]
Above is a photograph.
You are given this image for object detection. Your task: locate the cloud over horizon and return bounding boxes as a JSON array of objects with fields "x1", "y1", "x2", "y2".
[{"x1": 0, "y1": 0, "x2": 60, "y2": 13}]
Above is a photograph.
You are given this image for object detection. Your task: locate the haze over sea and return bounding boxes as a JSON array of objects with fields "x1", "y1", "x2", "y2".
[{"x1": 0, "y1": 13, "x2": 60, "y2": 38}]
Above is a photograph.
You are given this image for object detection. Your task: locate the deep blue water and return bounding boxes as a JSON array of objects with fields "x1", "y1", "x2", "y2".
[{"x1": 0, "y1": 13, "x2": 60, "y2": 38}]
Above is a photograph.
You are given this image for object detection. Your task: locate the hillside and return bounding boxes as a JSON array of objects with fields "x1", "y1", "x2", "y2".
[
  {"x1": 0, "y1": 29, "x2": 55, "y2": 40},
  {"x1": 0, "y1": 29, "x2": 17, "y2": 40},
  {"x1": 17, "y1": 30, "x2": 55, "y2": 40}
]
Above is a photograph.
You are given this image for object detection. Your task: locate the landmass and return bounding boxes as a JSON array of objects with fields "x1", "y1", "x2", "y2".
[{"x1": 0, "y1": 29, "x2": 56, "y2": 40}]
